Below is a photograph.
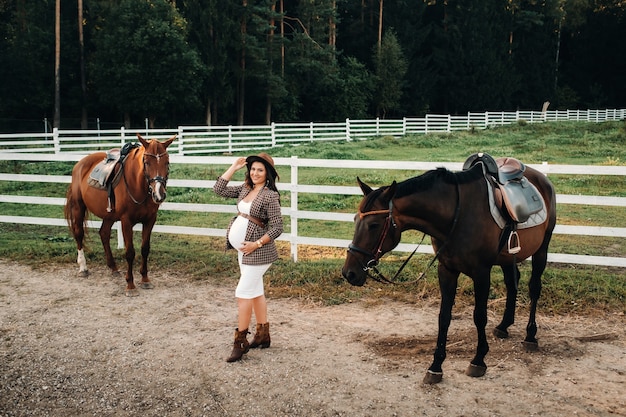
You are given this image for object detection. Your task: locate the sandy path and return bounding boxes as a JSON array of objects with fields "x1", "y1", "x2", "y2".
[{"x1": 1, "y1": 260, "x2": 624, "y2": 416}]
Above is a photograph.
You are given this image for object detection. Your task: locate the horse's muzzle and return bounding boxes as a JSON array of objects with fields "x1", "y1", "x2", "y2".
[
  {"x1": 150, "y1": 180, "x2": 167, "y2": 203},
  {"x1": 341, "y1": 267, "x2": 366, "y2": 287}
]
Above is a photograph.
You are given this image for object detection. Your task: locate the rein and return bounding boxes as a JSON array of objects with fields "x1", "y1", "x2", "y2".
[{"x1": 348, "y1": 176, "x2": 461, "y2": 284}]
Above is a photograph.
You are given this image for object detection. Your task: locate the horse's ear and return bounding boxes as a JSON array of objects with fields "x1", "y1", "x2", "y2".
[
  {"x1": 163, "y1": 135, "x2": 176, "y2": 149},
  {"x1": 382, "y1": 181, "x2": 397, "y2": 202},
  {"x1": 357, "y1": 177, "x2": 373, "y2": 196},
  {"x1": 136, "y1": 133, "x2": 149, "y2": 148}
]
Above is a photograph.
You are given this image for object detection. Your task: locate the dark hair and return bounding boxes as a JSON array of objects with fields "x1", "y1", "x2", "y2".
[
  {"x1": 245, "y1": 153, "x2": 279, "y2": 194},
  {"x1": 244, "y1": 167, "x2": 279, "y2": 193}
]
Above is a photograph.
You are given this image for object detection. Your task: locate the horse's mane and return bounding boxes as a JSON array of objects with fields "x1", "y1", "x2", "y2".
[
  {"x1": 362, "y1": 165, "x2": 483, "y2": 209},
  {"x1": 396, "y1": 166, "x2": 483, "y2": 198}
]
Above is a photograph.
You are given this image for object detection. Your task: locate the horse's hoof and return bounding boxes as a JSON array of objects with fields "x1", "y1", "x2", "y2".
[
  {"x1": 78, "y1": 270, "x2": 89, "y2": 277},
  {"x1": 125, "y1": 288, "x2": 139, "y2": 297},
  {"x1": 466, "y1": 363, "x2": 487, "y2": 378},
  {"x1": 423, "y1": 370, "x2": 443, "y2": 384},
  {"x1": 140, "y1": 282, "x2": 154, "y2": 290},
  {"x1": 522, "y1": 341, "x2": 539, "y2": 351},
  {"x1": 111, "y1": 270, "x2": 121, "y2": 276},
  {"x1": 493, "y1": 327, "x2": 509, "y2": 339}
]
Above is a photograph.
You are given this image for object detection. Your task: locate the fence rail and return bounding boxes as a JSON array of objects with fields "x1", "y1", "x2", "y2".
[
  {"x1": 1, "y1": 108, "x2": 624, "y2": 155},
  {"x1": 0, "y1": 154, "x2": 625, "y2": 268}
]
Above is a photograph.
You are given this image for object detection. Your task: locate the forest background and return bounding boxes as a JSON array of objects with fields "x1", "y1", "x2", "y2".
[{"x1": 1, "y1": 0, "x2": 624, "y2": 132}]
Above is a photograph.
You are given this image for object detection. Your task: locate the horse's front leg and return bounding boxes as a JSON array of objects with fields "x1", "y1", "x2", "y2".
[
  {"x1": 424, "y1": 264, "x2": 459, "y2": 384},
  {"x1": 138, "y1": 218, "x2": 156, "y2": 290},
  {"x1": 120, "y1": 218, "x2": 138, "y2": 297},
  {"x1": 99, "y1": 219, "x2": 119, "y2": 274},
  {"x1": 466, "y1": 270, "x2": 491, "y2": 378},
  {"x1": 494, "y1": 263, "x2": 520, "y2": 339}
]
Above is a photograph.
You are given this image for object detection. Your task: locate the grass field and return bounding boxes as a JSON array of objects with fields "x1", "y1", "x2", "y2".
[{"x1": 0, "y1": 120, "x2": 624, "y2": 314}]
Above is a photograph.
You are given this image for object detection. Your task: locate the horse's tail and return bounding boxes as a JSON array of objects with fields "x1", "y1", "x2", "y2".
[{"x1": 64, "y1": 184, "x2": 89, "y2": 238}]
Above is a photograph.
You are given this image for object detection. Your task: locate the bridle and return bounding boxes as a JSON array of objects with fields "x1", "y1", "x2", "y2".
[
  {"x1": 347, "y1": 177, "x2": 461, "y2": 284},
  {"x1": 143, "y1": 151, "x2": 169, "y2": 197},
  {"x1": 347, "y1": 200, "x2": 399, "y2": 283},
  {"x1": 124, "y1": 148, "x2": 170, "y2": 205}
]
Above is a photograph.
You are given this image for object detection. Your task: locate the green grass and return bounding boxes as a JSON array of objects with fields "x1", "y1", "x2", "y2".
[{"x1": 0, "y1": 120, "x2": 625, "y2": 315}]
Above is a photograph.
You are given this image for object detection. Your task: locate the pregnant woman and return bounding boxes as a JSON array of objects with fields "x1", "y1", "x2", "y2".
[{"x1": 213, "y1": 153, "x2": 283, "y2": 362}]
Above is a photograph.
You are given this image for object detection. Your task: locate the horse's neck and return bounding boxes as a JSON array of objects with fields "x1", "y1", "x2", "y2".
[
  {"x1": 125, "y1": 149, "x2": 147, "y2": 191},
  {"x1": 398, "y1": 179, "x2": 476, "y2": 241}
]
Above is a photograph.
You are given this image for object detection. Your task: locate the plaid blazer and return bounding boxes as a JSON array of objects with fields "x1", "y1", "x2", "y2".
[{"x1": 214, "y1": 176, "x2": 283, "y2": 265}]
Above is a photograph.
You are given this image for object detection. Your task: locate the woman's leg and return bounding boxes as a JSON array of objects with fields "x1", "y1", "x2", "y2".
[
  {"x1": 237, "y1": 297, "x2": 254, "y2": 330},
  {"x1": 252, "y1": 295, "x2": 268, "y2": 323}
]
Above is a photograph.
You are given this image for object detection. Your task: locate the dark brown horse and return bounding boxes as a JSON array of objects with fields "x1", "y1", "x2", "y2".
[
  {"x1": 342, "y1": 159, "x2": 556, "y2": 384},
  {"x1": 64, "y1": 134, "x2": 175, "y2": 296}
]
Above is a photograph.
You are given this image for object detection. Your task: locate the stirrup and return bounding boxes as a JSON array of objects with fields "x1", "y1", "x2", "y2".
[{"x1": 508, "y1": 231, "x2": 521, "y2": 254}]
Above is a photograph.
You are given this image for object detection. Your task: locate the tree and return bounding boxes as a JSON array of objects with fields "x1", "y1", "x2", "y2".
[
  {"x1": 90, "y1": 0, "x2": 203, "y2": 128},
  {"x1": 0, "y1": 1, "x2": 55, "y2": 131},
  {"x1": 428, "y1": 0, "x2": 517, "y2": 113},
  {"x1": 180, "y1": 0, "x2": 239, "y2": 125},
  {"x1": 373, "y1": 30, "x2": 407, "y2": 118}
]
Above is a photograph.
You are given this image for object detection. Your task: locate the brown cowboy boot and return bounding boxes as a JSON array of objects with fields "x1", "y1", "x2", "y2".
[
  {"x1": 226, "y1": 328, "x2": 249, "y2": 363},
  {"x1": 249, "y1": 322, "x2": 271, "y2": 349}
]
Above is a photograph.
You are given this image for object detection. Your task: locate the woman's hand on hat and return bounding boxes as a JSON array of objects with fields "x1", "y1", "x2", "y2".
[
  {"x1": 231, "y1": 157, "x2": 247, "y2": 171},
  {"x1": 221, "y1": 157, "x2": 248, "y2": 180}
]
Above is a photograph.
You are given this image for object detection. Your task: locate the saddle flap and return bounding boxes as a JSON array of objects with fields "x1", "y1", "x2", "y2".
[
  {"x1": 87, "y1": 150, "x2": 123, "y2": 190},
  {"x1": 497, "y1": 178, "x2": 544, "y2": 223}
]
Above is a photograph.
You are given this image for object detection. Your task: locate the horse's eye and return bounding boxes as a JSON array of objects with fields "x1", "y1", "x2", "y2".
[{"x1": 367, "y1": 222, "x2": 379, "y2": 231}]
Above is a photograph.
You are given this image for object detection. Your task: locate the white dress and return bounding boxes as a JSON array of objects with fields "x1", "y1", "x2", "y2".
[{"x1": 228, "y1": 200, "x2": 271, "y2": 299}]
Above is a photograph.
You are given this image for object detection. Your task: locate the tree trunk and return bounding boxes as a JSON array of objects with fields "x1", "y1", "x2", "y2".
[
  {"x1": 205, "y1": 97, "x2": 212, "y2": 126},
  {"x1": 265, "y1": 1, "x2": 276, "y2": 125},
  {"x1": 54, "y1": 0, "x2": 61, "y2": 128},
  {"x1": 329, "y1": 0, "x2": 336, "y2": 48},
  {"x1": 280, "y1": 0, "x2": 285, "y2": 77},
  {"x1": 238, "y1": 0, "x2": 248, "y2": 126},
  {"x1": 78, "y1": 0, "x2": 88, "y2": 129},
  {"x1": 377, "y1": 0, "x2": 383, "y2": 53}
]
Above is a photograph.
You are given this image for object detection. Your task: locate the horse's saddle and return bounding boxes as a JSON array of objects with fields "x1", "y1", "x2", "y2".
[
  {"x1": 87, "y1": 142, "x2": 139, "y2": 212},
  {"x1": 88, "y1": 149, "x2": 123, "y2": 190},
  {"x1": 463, "y1": 153, "x2": 546, "y2": 254}
]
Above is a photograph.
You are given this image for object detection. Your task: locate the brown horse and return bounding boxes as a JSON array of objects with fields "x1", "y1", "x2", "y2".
[
  {"x1": 64, "y1": 133, "x2": 175, "y2": 296},
  {"x1": 342, "y1": 158, "x2": 556, "y2": 384}
]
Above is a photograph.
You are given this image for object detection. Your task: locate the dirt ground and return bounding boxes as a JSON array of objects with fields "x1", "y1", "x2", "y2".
[{"x1": 1, "y1": 259, "x2": 624, "y2": 417}]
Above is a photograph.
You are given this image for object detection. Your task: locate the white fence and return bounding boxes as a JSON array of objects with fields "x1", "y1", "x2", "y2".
[
  {"x1": 0, "y1": 153, "x2": 625, "y2": 268},
  {"x1": 1, "y1": 108, "x2": 625, "y2": 155}
]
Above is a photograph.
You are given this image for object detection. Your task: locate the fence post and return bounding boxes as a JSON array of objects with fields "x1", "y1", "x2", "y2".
[
  {"x1": 290, "y1": 156, "x2": 299, "y2": 262},
  {"x1": 177, "y1": 126, "x2": 184, "y2": 155},
  {"x1": 228, "y1": 125, "x2": 233, "y2": 154},
  {"x1": 309, "y1": 122, "x2": 314, "y2": 142},
  {"x1": 346, "y1": 118, "x2": 351, "y2": 142},
  {"x1": 271, "y1": 122, "x2": 276, "y2": 147},
  {"x1": 117, "y1": 222, "x2": 124, "y2": 249},
  {"x1": 53, "y1": 127, "x2": 60, "y2": 154}
]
